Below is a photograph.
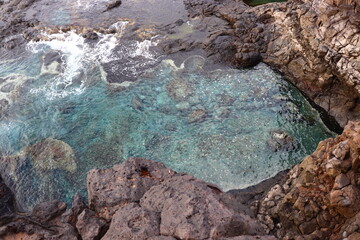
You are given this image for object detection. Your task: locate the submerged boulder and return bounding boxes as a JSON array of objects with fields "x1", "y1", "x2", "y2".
[{"x1": 26, "y1": 138, "x2": 77, "y2": 173}]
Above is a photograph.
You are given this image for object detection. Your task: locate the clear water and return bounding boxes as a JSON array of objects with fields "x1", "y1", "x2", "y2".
[{"x1": 0, "y1": 27, "x2": 334, "y2": 211}]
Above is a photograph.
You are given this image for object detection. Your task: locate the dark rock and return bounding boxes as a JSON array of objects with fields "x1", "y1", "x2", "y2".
[
  {"x1": 0, "y1": 175, "x2": 15, "y2": 216},
  {"x1": 131, "y1": 96, "x2": 144, "y2": 111},
  {"x1": 266, "y1": 129, "x2": 296, "y2": 152},
  {"x1": 43, "y1": 51, "x2": 62, "y2": 66},
  {"x1": 82, "y1": 32, "x2": 99, "y2": 40},
  {"x1": 104, "y1": 0, "x2": 122, "y2": 12},
  {"x1": 235, "y1": 52, "x2": 262, "y2": 68},
  {"x1": 31, "y1": 200, "x2": 67, "y2": 224},
  {"x1": 101, "y1": 203, "x2": 160, "y2": 240},
  {"x1": 0, "y1": 83, "x2": 15, "y2": 93},
  {"x1": 62, "y1": 193, "x2": 86, "y2": 227},
  {"x1": 76, "y1": 208, "x2": 107, "y2": 240}
]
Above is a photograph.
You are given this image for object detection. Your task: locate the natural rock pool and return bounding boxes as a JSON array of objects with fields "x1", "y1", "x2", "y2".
[{"x1": 0, "y1": 22, "x2": 334, "y2": 211}]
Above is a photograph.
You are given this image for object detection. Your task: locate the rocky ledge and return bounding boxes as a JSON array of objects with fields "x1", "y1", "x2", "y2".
[
  {"x1": 180, "y1": 0, "x2": 359, "y2": 127},
  {"x1": 3, "y1": 121, "x2": 360, "y2": 239}
]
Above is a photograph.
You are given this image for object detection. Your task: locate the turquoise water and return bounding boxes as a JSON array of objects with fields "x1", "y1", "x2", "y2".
[{"x1": 0, "y1": 30, "x2": 334, "y2": 211}]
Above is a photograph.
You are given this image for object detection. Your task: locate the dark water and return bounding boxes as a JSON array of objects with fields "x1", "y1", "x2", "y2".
[
  {"x1": 0, "y1": 1, "x2": 333, "y2": 211},
  {"x1": 244, "y1": 0, "x2": 287, "y2": 6}
]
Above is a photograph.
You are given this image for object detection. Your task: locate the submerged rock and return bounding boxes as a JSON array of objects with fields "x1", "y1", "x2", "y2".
[
  {"x1": 166, "y1": 77, "x2": 194, "y2": 102},
  {"x1": 26, "y1": 138, "x2": 77, "y2": 173},
  {"x1": 266, "y1": 129, "x2": 297, "y2": 152}
]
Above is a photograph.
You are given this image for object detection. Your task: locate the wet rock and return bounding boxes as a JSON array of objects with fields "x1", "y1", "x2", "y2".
[
  {"x1": 43, "y1": 51, "x2": 62, "y2": 66},
  {"x1": 0, "y1": 175, "x2": 15, "y2": 216},
  {"x1": 182, "y1": 55, "x2": 205, "y2": 73},
  {"x1": 76, "y1": 209, "x2": 107, "y2": 240},
  {"x1": 26, "y1": 138, "x2": 77, "y2": 173},
  {"x1": 87, "y1": 157, "x2": 175, "y2": 220},
  {"x1": 188, "y1": 109, "x2": 208, "y2": 123},
  {"x1": 131, "y1": 96, "x2": 144, "y2": 111},
  {"x1": 104, "y1": 0, "x2": 122, "y2": 12},
  {"x1": 266, "y1": 130, "x2": 296, "y2": 152},
  {"x1": 102, "y1": 203, "x2": 160, "y2": 240},
  {"x1": 82, "y1": 31, "x2": 99, "y2": 40},
  {"x1": 166, "y1": 78, "x2": 193, "y2": 102},
  {"x1": 0, "y1": 83, "x2": 15, "y2": 93}
]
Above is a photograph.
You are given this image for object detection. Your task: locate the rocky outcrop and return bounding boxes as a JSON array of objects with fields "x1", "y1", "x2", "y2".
[
  {"x1": 4, "y1": 121, "x2": 360, "y2": 239},
  {"x1": 257, "y1": 121, "x2": 360, "y2": 239},
  {"x1": 0, "y1": 157, "x2": 274, "y2": 239},
  {"x1": 184, "y1": 0, "x2": 360, "y2": 127}
]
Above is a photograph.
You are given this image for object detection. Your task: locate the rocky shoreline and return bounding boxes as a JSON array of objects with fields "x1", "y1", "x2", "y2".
[
  {"x1": 2, "y1": 121, "x2": 360, "y2": 239},
  {"x1": 0, "y1": 0, "x2": 359, "y2": 239}
]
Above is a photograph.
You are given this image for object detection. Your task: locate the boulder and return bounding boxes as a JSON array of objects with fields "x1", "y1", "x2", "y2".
[{"x1": 87, "y1": 157, "x2": 175, "y2": 220}]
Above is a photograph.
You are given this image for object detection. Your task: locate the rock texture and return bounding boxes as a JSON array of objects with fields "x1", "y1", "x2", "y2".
[
  {"x1": 183, "y1": 0, "x2": 360, "y2": 127},
  {"x1": 257, "y1": 121, "x2": 360, "y2": 239},
  {"x1": 0, "y1": 157, "x2": 272, "y2": 239},
  {"x1": 4, "y1": 121, "x2": 360, "y2": 239}
]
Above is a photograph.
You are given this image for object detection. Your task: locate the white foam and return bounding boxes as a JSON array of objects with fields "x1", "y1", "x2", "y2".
[
  {"x1": 26, "y1": 21, "x2": 129, "y2": 100},
  {"x1": 26, "y1": 21, "x2": 160, "y2": 100}
]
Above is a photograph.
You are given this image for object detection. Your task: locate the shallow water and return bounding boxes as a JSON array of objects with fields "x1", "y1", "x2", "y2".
[{"x1": 0, "y1": 22, "x2": 334, "y2": 210}]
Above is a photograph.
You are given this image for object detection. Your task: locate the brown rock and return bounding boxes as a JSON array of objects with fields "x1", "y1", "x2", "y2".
[
  {"x1": 333, "y1": 174, "x2": 351, "y2": 189},
  {"x1": 349, "y1": 232, "x2": 360, "y2": 240},
  {"x1": 330, "y1": 186, "x2": 360, "y2": 218},
  {"x1": 87, "y1": 157, "x2": 175, "y2": 220},
  {"x1": 101, "y1": 203, "x2": 160, "y2": 240},
  {"x1": 76, "y1": 209, "x2": 107, "y2": 240},
  {"x1": 31, "y1": 200, "x2": 67, "y2": 224},
  {"x1": 141, "y1": 175, "x2": 265, "y2": 239}
]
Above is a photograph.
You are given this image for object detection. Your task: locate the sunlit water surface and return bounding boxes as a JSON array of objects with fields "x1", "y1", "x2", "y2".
[{"x1": 0, "y1": 26, "x2": 334, "y2": 211}]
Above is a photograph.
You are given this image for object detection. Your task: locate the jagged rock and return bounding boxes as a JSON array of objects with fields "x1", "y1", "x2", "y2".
[
  {"x1": 140, "y1": 174, "x2": 265, "y2": 239},
  {"x1": 101, "y1": 203, "x2": 160, "y2": 240},
  {"x1": 220, "y1": 236, "x2": 277, "y2": 240},
  {"x1": 31, "y1": 200, "x2": 67, "y2": 224},
  {"x1": 104, "y1": 0, "x2": 122, "y2": 12},
  {"x1": 184, "y1": 0, "x2": 360, "y2": 127},
  {"x1": 148, "y1": 236, "x2": 177, "y2": 240},
  {"x1": 257, "y1": 121, "x2": 360, "y2": 239},
  {"x1": 62, "y1": 193, "x2": 87, "y2": 227},
  {"x1": 76, "y1": 209, "x2": 107, "y2": 240},
  {"x1": 87, "y1": 157, "x2": 175, "y2": 220}
]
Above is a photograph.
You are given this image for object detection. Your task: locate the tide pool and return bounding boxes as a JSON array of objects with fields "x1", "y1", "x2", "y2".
[{"x1": 0, "y1": 29, "x2": 334, "y2": 211}]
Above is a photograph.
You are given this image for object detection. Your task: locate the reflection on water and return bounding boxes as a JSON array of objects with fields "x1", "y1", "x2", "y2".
[{"x1": 0, "y1": 29, "x2": 334, "y2": 211}]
